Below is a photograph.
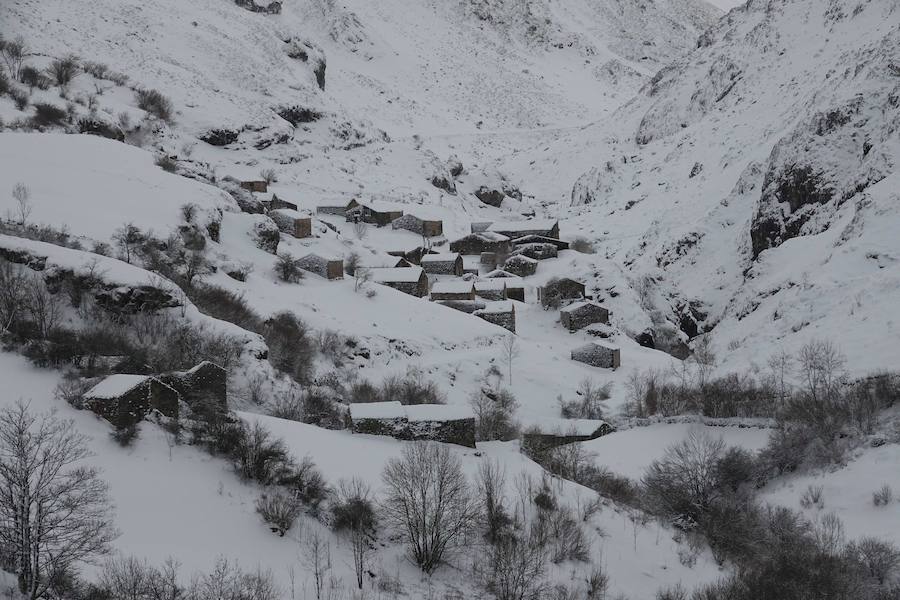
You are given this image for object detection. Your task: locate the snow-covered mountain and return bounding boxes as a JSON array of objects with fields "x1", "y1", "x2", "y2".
[{"x1": 2, "y1": 0, "x2": 900, "y2": 598}]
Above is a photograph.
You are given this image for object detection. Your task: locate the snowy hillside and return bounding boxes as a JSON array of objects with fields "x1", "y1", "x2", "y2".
[{"x1": 504, "y1": 0, "x2": 900, "y2": 375}]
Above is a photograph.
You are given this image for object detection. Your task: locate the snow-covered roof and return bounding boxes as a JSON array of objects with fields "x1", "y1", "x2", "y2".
[
  {"x1": 530, "y1": 418, "x2": 610, "y2": 437},
  {"x1": 456, "y1": 231, "x2": 510, "y2": 243},
  {"x1": 476, "y1": 301, "x2": 515, "y2": 314},
  {"x1": 269, "y1": 208, "x2": 310, "y2": 220},
  {"x1": 348, "y1": 199, "x2": 407, "y2": 213},
  {"x1": 474, "y1": 280, "x2": 506, "y2": 291},
  {"x1": 485, "y1": 269, "x2": 519, "y2": 278},
  {"x1": 431, "y1": 280, "x2": 475, "y2": 294},
  {"x1": 405, "y1": 404, "x2": 474, "y2": 422},
  {"x1": 487, "y1": 219, "x2": 557, "y2": 233},
  {"x1": 421, "y1": 253, "x2": 460, "y2": 263},
  {"x1": 369, "y1": 266, "x2": 424, "y2": 283},
  {"x1": 84, "y1": 374, "x2": 151, "y2": 399},
  {"x1": 573, "y1": 341, "x2": 618, "y2": 352},
  {"x1": 348, "y1": 401, "x2": 405, "y2": 420},
  {"x1": 561, "y1": 300, "x2": 605, "y2": 313}
]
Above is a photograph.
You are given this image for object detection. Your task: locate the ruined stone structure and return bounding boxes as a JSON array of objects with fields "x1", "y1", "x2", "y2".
[
  {"x1": 570, "y1": 342, "x2": 621, "y2": 369},
  {"x1": 349, "y1": 401, "x2": 476, "y2": 447}
]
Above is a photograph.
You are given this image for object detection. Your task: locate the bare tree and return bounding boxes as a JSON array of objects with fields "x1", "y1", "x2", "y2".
[
  {"x1": 347, "y1": 525, "x2": 372, "y2": 590},
  {"x1": 0, "y1": 402, "x2": 117, "y2": 599},
  {"x1": 113, "y1": 222, "x2": 146, "y2": 264},
  {"x1": 26, "y1": 277, "x2": 63, "y2": 339},
  {"x1": 500, "y1": 333, "x2": 519, "y2": 384},
  {"x1": 642, "y1": 431, "x2": 725, "y2": 520},
  {"x1": 0, "y1": 260, "x2": 29, "y2": 332},
  {"x1": 690, "y1": 334, "x2": 716, "y2": 389},
  {"x1": 767, "y1": 348, "x2": 794, "y2": 404},
  {"x1": 344, "y1": 252, "x2": 361, "y2": 277},
  {"x1": 477, "y1": 459, "x2": 510, "y2": 543},
  {"x1": 381, "y1": 442, "x2": 477, "y2": 573},
  {"x1": 797, "y1": 339, "x2": 846, "y2": 402},
  {"x1": 259, "y1": 168, "x2": 277, "y2": 184},
  {"x1": 12, "y1": 183, "x2": 32, "y2": 227},
  {"x1": 481, "y1": 532, "x2": 547, "y2": 600},
  {"x1": 353, "y1": 267, "x2": 371, "y2": 294},
  {"x1": 303, "y1": 527, "x2": 332, "y2": 600},
  {"x1": 1, "y1": 36, "x2": 27, "y2": 80}
]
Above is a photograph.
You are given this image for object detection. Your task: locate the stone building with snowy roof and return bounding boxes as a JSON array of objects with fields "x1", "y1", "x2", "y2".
[
  {"x1": 560, "y1": 301, "x2": 609, "y2": 332},
  {"x1": 370, "y1": 266, "x2": 429, "y2": 297},
  {"x1": 298, "y1": 254, "x2": 344, "y2": 280},
  {"x1": 269, "y1": 208, "x2": 312, "y2": 239},
  {"x1": 486, "y1": 219, "x2": 559, "y2": 240},
  {"x1": 538, "y1": 277, "x2": 586, "y2": 306},
  {"x1": 420, "y1": 253, "x2": 463, "y2": 276},
  {"x1": 262, "y1": 194, "x2": 298, "y2": 212},
  {"x1": 474, "y1": 279, "x2": 507, "y2": 301},
  {"x1": 83, "y1": 374, "x2": 181, "y2": 428},
  {"x1": 522, "y1": 419, "x2": 614, "y2": 452},
  {"x1": 571, "y1": 342, "x2": 620, "y2": 369},
  {"x1": 430, "y1": 280, "x2": 476, "y2": 301},
  {"x1": 511, "y1": 242, "x2": 558, "y2": 261},
  {"x1": 391, "y1": 213, "x2": 444, "y2": 237},
  {"x1": 157, "y1": 361, "x2": 227, "y2": 411},
  {"x1": 449, "y1": 231, "x2": 512, "y2": 256},
  {"x1": 512, "y1": 234, "x2": 569, "y2": 250},
  {"x1": 474, "y1": 301, "x2": 516, "y2": 333},
  {"x1": 503, "y1": 254, "x2": 538, "y2": 277},
  {"x1": 349, "y1": 401, "x2": 475, "y2": 447},
  {"x1": 345, "y1": 199, "x2": 404, "y2": 226}
]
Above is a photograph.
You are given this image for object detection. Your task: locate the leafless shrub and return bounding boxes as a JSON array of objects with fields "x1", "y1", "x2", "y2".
[
  {"x1": 135, "y1": 88, "x2": 173, "y2": 122},
  {"x1": 256, "y1": 490, "x2": 301, "y2": 536},
  {"x1": 259, "y1": 168, "x2": 277, "y2": 184},
  {"x1": 47, "y1": 54, "x2": 80, "y2": 88},
  {"x1": 570, "y1": 237, "x2": 596, "y2": 254},
  {"x1": 851, "y1": 537, "x2": 900, "y2": 584},
  {"x1": 1, "y1": 35, "x2": 27, "y2": 79},
  {"x1": 154, "y1": 154, "x2": 177, "y2": 173},
  {"x1": 559, "y1": 378, "x2": 610, "y2": 420},
  {"x1": 267, "y1": 391, "x2": 304, "y2": 421},
  {"x1": 382, "y1": 442, "x2": 477, "y2": 573},
  {"x1": 189, "y1": 557, "x2": 279, "y2": 600},
  {"x1": 873, "y1": 485, "x2": 893, "y2": 507},
  {"x1": 480, "y1": 533, "x2": 547, "y2": 600},
  {"x1": 799, "y1": 485, "x2": 824, "y2": 510},
  {"x1": 477, "y1": 459, "x2": 512, "y2": 543},
  {"x1": 275, "y1": 253, "x2": 303, "y2": 283}
]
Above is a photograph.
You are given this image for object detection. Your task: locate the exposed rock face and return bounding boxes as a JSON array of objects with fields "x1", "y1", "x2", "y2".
[
  {"x1": 200, "y1": 129, "x2": 239, "y2": 146},
  {"x1": 475, "y1": 186, "x2": 506, "y2": 207},
  {"x1": 277, "y1": 106, "x2": 322, "y2": 126},
  {"x1": 94, "y1": 285, "x2": 181, "y2": 314}
]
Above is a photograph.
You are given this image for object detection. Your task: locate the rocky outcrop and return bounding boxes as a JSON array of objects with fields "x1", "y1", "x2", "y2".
[
  {"x1": 200, "y1": 129, "x2": 239, "y2": 147},
  {"x1": 277, "y1": 106, "x2": 322, "y2": 127},
  {"x1": 475, "y1": 186, "x2": 506, "y2": 207}
]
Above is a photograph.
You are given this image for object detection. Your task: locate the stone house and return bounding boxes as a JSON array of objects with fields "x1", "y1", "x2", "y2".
[
  {"x1": 391, "y1": 213, "x2": 444, "y2": 237},
  {"x1": 430, "y1": 280, "x2": 476, "y2": 301},
  {"x1": 503, "y1": 254, "x2": 539, "y2": 277},
  {"x1": 348, "y1": 402, "x2": 476, "y2": 447},
  {"x1": 345, "y1": 199, "x2": 404, "y2": 227},
  {"x1": 263, "y1": 194, "x2": 298, "y2": 212},
  {"x1": 570, "y1": 342, "x2": 621, "y2": 369},
  {"x1": 522, "y1": 419, "x2": 614, "y2": 452},
  {"x1": 157, "y1": 361, "x2": 228, "y2": 412},
  {"x1": 474, "y1": 280, "x2": 507, "y2": 301},
  {"x1": 560, "y1": 301, "x2": 609, "y2": 332},
  {"x1": 486, "y1": 219, "x2": 559, "y2": 240},
  {"x1": 485, "y1": 270, "x2": 527, "y2": 302},
  {"x1": 538, "y1": 277, "x2": 587, "y2": 306},
  {"x1": 269, "y1": 208, "x2": 313, "y2": 239},
  {"x1": 435, "y1": 299, "x2": 486, "y2": 314},
  {"x1": 474, "y1": 301, "x2": 516, "y2": 333},
  {"x1": 83, "y1": 374, "x2": 180, "y2": 428},
  {"x1": 449, "y1": 232, "x2": 511, "y2": 256},
  {"x1": 513, "y1": 235, "x2": 570, "y2": 251},
  {"x1": 388, "y1": 247, "x2": 430, "y2": 265},
  {"x1": 298, "y1": 254, "x2": 344, "y2": 280},
  {"x1": 512, "y1": 242, "x2": 558, "y2": 260},
  {"x1": 240, "y1": 180, "x2": 268, "y2": 193},
  {"x1": 316, "y1": 205, "x2": 346, "y2": 217},
  {"x1": 420, "y1": 253, "x2": 464, "y2": 276},
  {"x1": 480, "y1": 252, "x2": 498, "y2": 271},
  {"x1": 370, "y1": 267, "x2": 429, "y2": 297}
]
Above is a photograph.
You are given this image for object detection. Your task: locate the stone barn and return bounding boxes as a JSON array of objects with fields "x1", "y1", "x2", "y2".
[
  {"x1": 348, "y1": 402, "x2": 475, "y2": 447},
  {"x1": 298, "y1": 254, "x2": 344, "y2": 280},
  {"x1": 474, "y1": 280, "x2": 507, "y2": 301},
  {"x1": 487, "y1": 219, "x2": 559, "y2": 240},
  {"x1": 264, "y1": 194, "x2": 298, "y2": 212},
  {"x1": 522, "y1": 419, "x2": 614, "y2": 452},
  {"x1": 505, "y1": 280, "x2": 525, "y2": 302},
  {"x1": 269, "y1": 209, "x2": 313, "y2": 239},
  {"x1": 449, "y1": 232, "x2": 511, "y2": 256},
  {"x1": 560, "y1": 301, "x2": 609, "y2": 331},
  {"x1": 435, "y1": 299, "x2": 486, "y2": 314},
  {"x1": 474, "y1": 301, "x2": 516, "y2": 333},
  {"x1": 570, "y1": 342, "x2": 620, "y2": 369},
  {"x1": 392, "y1": 213, "x2": 444, "y2": 237},
  {"x1": 430, "y1": 280, "x2": 476, "y2": 301},
  {"x1": 512, "y1": 242, "x2": 558, "y2": 261},
  {"x1": 370, "y1": 267, "x2": 429, "y2": 297},
  {"x1": 345, "y1": 199, "x2": 404, "y2": 227},
  {"x1": 420, "y1": 253, "x2": 463, "y2": 276},
  {"x1": 240, "y1": 180, "x2": 268, "y2": 193},
  {"x1": 538, "y1": 277, "x2": 586, "y2": 306},
  {"x1": 513, "y1": 235, "x2": 570, "y2": 251},
  {"x1": 503, "y1": 254, "x2": 538, "y2": 277},
  {"x1": 389, "y1": 247, "x2": 431, "y2": 265},
  {"x1": 158, "y1": 361, "x2": 228, "y2": 412},
  {"x1": 83, "y1": 374, "x2": 180, "y2": 428}
]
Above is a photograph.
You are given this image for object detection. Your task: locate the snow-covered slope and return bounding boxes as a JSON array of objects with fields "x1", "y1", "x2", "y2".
[{"x1": 504, "y1": 0, "x2": 900, "y2": 375}]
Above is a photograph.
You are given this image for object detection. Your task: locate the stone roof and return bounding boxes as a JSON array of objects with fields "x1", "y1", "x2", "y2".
[
  {"x1": 369, "y1": 266, "x2": 425, "y2": 283},
  {"x1": 487, "y1": 219, "x2": 557, "y2": 233},
  {"x1": 421, "y1": 253, "x2": 460, "y2": 263},
  {"x1": 83, "y1": 374, "x2": 151, "y2": 399},
  {"x1": 431, "y1": 280, "x2": 476, "y2": 294}
]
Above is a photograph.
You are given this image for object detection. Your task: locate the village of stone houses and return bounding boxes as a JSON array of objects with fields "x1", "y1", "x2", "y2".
[{"x1": 1, "y1": 1, "x2": 899, "y2": 599}]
